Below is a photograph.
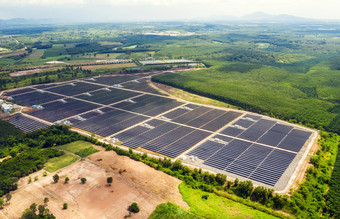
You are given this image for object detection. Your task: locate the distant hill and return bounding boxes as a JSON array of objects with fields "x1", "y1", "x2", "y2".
[{"x1": 240, "y1": 12, "x2": 313, "y2": 22}]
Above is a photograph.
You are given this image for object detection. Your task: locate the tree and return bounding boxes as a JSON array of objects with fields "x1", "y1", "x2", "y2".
[
  {"x1": 81, "y1": 178, "x2": 87, "y2": 184},
  {"x1": 30, "y1": 203, "x2": 37, "y2": 214},
  {"x1": 6, "y1": 193, "x2": 12, "y2": 202},
  {"x1": 215, "y1": 173, "x2": 227, "y2": 186},
  {"x1": 128, "y1": 202, "x2": 140, "y2": 213},
  {"x1": 44, "y1": 197, "x2": 49, "y2": 205},
  {"x1": 235, "y1": 180, "x2": 253, "y2": 199},
  {"x1": 63, "y1": 203, "x2": 68, "y2": 209},
  {"x1": 107, "y1": 177, "x2": 113, "y2": 186},
  {"x1": 65, "y1": 177, "x2": 70, "y2": 184},
  {"x1": 53, "y1": 174, "x2": 59, "y2": 183},
  {"x1": 0, "y1": 198, "x2": 4, "y2": 209}
]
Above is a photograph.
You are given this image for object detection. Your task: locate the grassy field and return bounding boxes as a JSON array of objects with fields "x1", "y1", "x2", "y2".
[
  {"x1": 179, "y1": 183, "x2": 278, "y2": 219},
  {"x1": 149, "y1": 202, "x2": 202, "y2": 219},
  {"x1": 44, "y1": 153, "x2": 78, "y2": 172},
  {"x1": 56, "y1": 140, "x2": 99, "y2": 157}
]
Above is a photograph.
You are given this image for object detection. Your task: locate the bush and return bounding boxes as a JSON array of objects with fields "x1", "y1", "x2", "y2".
[{"x1": 128, "y1": 202, "x2": 140, "y2": 213}]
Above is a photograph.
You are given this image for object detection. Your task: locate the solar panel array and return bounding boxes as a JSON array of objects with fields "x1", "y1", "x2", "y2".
[
  {"x1": 11, "y1": 91, "x2": 63, "y2": 106},
  {"x1": 3, "y1": 73, "x2": 314, "y2": 188},
  {"x1": 187, "y1": 112, "x2": 313, "y2": 186},
  {"x1": 163, "y1": 104, "x2": 242, "y2": 132},
  {"x1": 29, "y1": 98, "x2": 100, "y2": 122},
  {"x1": 115, "y1": 119, "x2": 211, "y2": 157},
  {"x1": 7, "y1": 114, "x2": 49, "y2": 132},
  {"x1": 68, "y1": 107, "x2": 148, "y2": 137},
  {"x1": 75, "y1": 88, "x2": 141, "y2": 105},
  {"x1": 122, "y1": 78, "x2": 162, "y2": 94},
  {"x1": 113, "y1": 94, "x2": 184, "y2": 116},
  {"x1": 46, "y1": 81, "x2": 104, "y2": 96}
]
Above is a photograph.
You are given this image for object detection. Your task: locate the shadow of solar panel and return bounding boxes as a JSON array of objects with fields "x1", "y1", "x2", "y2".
[
  {"x1": 203, "y1": 139, "x2": 252, "y2": 170},
  {"x1": 123, "y1": 122, "x2": 178, "y2": 149},
  {"x1": 249, "y1": 149, "x2": 296, "y2": 186},
  {"x1": 257, "y1": 124, "x2": 293, "y2": 146},
  {"x1": 70, "y1": 107, "x2": 148, "y2": 137},
  {"x1": 219, "y1": 126, "x2": 244, "y2": 136},
  {"x1": 238, "y1": 119, "x2": 276, "y2": 141},
  {"x1": 233, "y1": 119, "x2": 255, "y2": 128},
  {"x1": 5, "y1": 88, "x2": 35, "y2": 96},
  {"x1": 158, "y1": 130, "x2": 211, "y2": 158},
  {"x1": 76, "y1": 88, "x2": 140, "y2": 105},
  {"x1": 172, "y1": 106, "x2": 211, "y2": 124},
  {"x1": 226, "y1": 144, "x2": 273, "y2": 178},
  {"x1": 187, "y1": 140, "x2": 225, "y2": 160},
  {"x1": 12, "y1": 91, "x2": 63, "y2": 106},
  {"x1": 143, "y1": 126, "x2": 193, "y2": 152},
  {"x1": 114, "y1": 126, "x2": 151, "y2": 142},
  {"x1": 46, "y1": 82, "x2": 104, "y2": 96},
  {"x1": 29, "y1": 98, "x2": 100, "y2": 122},
  {"x1": 88, "y1": 75, "x2": 139, "y2": 86},
  {"x1": 277, "y1": 129, "x2": 312, "y2": 152},
  {"x1": 201, "y1": 111, "x2": 243, "y2": 132},
  {"x1": 7, "y1": 115, "x2": 49, "y2": 132}
]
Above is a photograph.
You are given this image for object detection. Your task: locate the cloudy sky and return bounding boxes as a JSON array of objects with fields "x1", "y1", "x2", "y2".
[{"x1": 0, "y1": 0, "x2": 339, "y2": 22}]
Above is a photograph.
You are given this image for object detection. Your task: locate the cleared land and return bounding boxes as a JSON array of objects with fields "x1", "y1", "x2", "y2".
[{"x1": 1, "y1": 146, "x2": 186, "y2": 219}]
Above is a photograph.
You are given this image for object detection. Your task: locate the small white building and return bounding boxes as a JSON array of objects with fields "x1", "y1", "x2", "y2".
[
  {"x1": 0, "y1": 99, "x2": 3, "y2": 104},
  {"x1": 1, "y1": 103, "x2": 13, "y2": 113}
]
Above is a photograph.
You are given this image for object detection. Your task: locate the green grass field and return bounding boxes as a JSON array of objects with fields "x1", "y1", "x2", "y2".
[
  {"x1": 56, "y1": 140, "x2": 99, "y2": 157},
  {"x1": 44, "y1": 153, "x2": 78, "y2": 172},
  {"x1": 179, "y1": 183, "x2": 278, "y2": 219},
  {"x1": 149, "y1": 202, "x2": 202, "y2": 219}
]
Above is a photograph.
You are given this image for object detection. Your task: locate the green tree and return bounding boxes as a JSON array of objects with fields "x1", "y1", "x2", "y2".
[
  {"x1": 81, "y1": 178, "x2": 87, "y2": 184},
  {"x1": 29, "y1": 203, "x2": 37, "y2": 214},
  {"x1": 0, "y1": 198, "x2": 4, "y2": 209},
  {"x1": 107, "y1": 177, "x2": 113, "y2": 186},
  {"x1": 63, "y1": 203, "x2": 68, "y2": 209},
  {"x1": 53, "y1": 174, "x2": 59, "y2": 183},
  {"x1": 235, "y1": 180, "x2": 253, "y2": 199},
  {"x1": 128, "y1": 202, "x2": 140, "y2": 213},
  {"x1": 6, "y1": 193, "x2": 12, "y2": 202},
  {"x1": 65, "y1": 177, "x2": 70, "y2": 184},
  {"x1": 44, "y1": 197, "x2": 49, "y2": 205}
]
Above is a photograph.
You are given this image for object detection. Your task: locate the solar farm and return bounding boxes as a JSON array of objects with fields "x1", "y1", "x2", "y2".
[{"x1": 2, "y1": 72, "x2": 317, "y2": 191}]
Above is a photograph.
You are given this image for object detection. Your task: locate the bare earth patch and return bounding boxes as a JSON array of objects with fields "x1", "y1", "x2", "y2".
[{"x1": 1, "y1": 147, "x2": 186, "y2": 219}]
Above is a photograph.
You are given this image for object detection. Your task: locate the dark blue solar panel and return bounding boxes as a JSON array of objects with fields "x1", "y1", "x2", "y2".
[
  {"x1": 257, "y1": 124, "x2": 293, "y2": 146},
  {"x1": 238, "y1": 119, "x2": 276, "y2": 141},
  {"x1": 277, "y1": 129, "x2": 312, "y2": 152},
  {"x1": 7, "y1": 114, "x2": 49, "y2": 132},
  {"x1": 203, "y1": 139, "x2": 252, "y2": 170},
  {"x1": 188, "y1": 141, "x2": 225, "y2": 160}
]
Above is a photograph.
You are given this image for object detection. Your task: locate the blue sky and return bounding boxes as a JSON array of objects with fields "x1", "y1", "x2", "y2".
[{"x1": 0, "y1": 0, "x2": 339, "y2": 21}]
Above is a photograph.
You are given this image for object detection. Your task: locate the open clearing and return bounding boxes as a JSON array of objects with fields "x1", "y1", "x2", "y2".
[{"x1": 1, "y1": 147, "x2": 186, "y2": 219}]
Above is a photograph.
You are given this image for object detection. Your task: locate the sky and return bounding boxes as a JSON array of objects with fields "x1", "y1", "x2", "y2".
[{"x1": 0, "y1": 0, "x2": 339, "y2": 22}]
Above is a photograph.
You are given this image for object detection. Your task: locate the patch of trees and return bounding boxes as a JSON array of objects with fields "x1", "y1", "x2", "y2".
[
  {"x1": 0, "y1": 148, "x2": 63, "y2": 195},
  {"x1": 324, "y1": 140, "x2": 340, "y2": 218},
  {"x1": 20, "y1": 203, "x2": 55, "y2": 219},
  {"x1": 32, "y1": 41, "x2": 53, "y2": 49},
  {"x1": 0, "y1": 119, "x2": 23, "y2": 143}
]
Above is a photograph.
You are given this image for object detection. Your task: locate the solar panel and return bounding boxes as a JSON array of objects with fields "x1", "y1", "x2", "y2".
[
  {"x1": 7, "y1": 115, "x2": 49, "y2": 132},
  {"x1": 257, "y1": 124, "x2": 293, "y2": 146},
  {"x1": 277, "y1": 129, "x2": 312, "y2": 152}
]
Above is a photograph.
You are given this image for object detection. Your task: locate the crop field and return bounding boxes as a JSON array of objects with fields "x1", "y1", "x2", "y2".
[{"x1": 2, "y1": 72, "x2": 316, "y2": 191}]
